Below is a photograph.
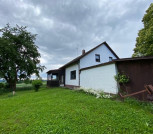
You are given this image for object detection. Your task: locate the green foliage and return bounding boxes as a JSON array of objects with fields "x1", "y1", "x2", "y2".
[
  {"x1": 0, "y1": 83, "x2": 4, "y2": 89},
  {"x1": 0, "y1": 24, "x2": 45, "y2": 91},
  {"x1": 4, "y1": 83, "x2": 10, "y2": 89},
  {"x1": 0, "y1": 83, "x2": 9, "y2": 94},
  {"x1": 0, "y1": 83, "x2": 5, "y2": 94},
  {"x1": 114, "y1": 73, "x2": 129, "y2": 84},
  {"x1": 133, "y1": 3, "x2": 153, "y2": 57},
  {"x1": 24, "y1": 78, "x2": 31, "y2": 84},
  {"x1": 0, "y1": 88, "x2": 152, "y2": 133},
  {"x1": 32, "y1": 80, "x2": 42, "y2": 92}
]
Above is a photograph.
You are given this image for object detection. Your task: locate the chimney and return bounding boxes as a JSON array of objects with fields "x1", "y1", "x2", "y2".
[{"x1": 82, "y1": 49, "x2": 85, "y2": 55}]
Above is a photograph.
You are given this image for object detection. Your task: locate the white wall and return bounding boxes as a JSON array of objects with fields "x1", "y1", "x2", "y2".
[
  {"x1": 80, "y1": 44, "x2": 117, "y2": 69},
  {"x1": 80, "y1": 63, "x2": 118, "y2": 94},
  {"x1": 65, "y1": 63, "x2": 79, "y2": 86}
]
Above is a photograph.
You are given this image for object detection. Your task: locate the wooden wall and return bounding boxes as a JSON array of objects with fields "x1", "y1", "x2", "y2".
[
  {"x1": 47, "y1": 80, "x2": 59, "y2": 87},
  {"x1": 116, "y1": 59, "x2": 153, "y2": 100}
]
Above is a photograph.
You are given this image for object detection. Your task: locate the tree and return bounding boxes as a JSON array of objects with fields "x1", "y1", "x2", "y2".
[
  {"x1": 0, "y1": 24, "x2": 45, "y2": 94},
  {"x1": 133, "y1": 3, "x2": 153, "y2": 57}
]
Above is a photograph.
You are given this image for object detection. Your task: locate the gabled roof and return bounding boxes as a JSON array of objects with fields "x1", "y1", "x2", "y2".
[{"x1": 60, "y1": 41, "x2": 119, "y2": 69}]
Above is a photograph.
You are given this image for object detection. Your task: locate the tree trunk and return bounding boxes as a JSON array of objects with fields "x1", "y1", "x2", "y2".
[
  {"x1": 9, "y1": 80, "x2": 16, "y2": 95},
  {"x1": 12, "y1": 81, "x2": 16, "y2": 95}
]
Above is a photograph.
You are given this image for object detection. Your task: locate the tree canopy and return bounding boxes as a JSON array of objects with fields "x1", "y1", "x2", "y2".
[
  {"x1": 133, "y1": 3, "x2": 153, "y2": 57},
  {"x1": 0, "y1": 24, "x2": 45, "y2": 92}
]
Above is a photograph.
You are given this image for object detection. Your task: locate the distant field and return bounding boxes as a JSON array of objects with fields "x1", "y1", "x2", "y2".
[
  {"x1": 16, "y1": 81, "x2": 46, "y2": 91},
  {"x1": 0, "y1": 87, "x2": 153, "y2": 133},
  {"x1": 16, "y1": 83, "x2": 32, "y2": 87},
  {"x1": 16, "y1": 81, "x2": 46, "y2": 87}
]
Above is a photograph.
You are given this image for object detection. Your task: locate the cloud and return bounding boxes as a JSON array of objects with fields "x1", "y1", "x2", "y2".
[{"x1": 0, "y1": 0, "x2": 152, "y2": 79}]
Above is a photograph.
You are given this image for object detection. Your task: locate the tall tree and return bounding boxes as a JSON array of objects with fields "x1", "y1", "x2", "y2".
[
  {"x1": 133, "y1": 3, "x2": 153, "y2": 57},
  {"x1": 0, "y1": 24, "x2": 45, "y2": 94}
]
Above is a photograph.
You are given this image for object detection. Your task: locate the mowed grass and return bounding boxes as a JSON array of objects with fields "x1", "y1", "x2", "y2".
[{"x1": 0, "y1": 88, "x2": 153, "y2": 134}]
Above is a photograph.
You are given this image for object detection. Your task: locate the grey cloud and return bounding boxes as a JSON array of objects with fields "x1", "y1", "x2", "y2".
[{"x1": 0, "y1": 0, "x2": 152, "y2": 79}]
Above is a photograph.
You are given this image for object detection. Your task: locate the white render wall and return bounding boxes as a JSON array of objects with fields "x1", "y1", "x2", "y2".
[
  {"x1": 80, "y1": 63, "x2": 118, "y2": 94},
  {"x1": 80, "y1": 44, "x2": 117, "y2": 69},
  {"x1": 65, "y1": 63, "x2": 79, "y2": 86}
]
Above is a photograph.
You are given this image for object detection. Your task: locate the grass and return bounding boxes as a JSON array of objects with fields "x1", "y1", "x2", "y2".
[{"x1": 0, "y1": 87, "x2": 153, "y2": 134}]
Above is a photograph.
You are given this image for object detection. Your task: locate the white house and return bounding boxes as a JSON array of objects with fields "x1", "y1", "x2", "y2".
[{"x1": 47, "y1": 41, "x2": 119, "y2": 94}]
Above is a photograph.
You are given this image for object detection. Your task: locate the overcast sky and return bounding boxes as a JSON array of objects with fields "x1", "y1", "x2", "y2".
[{"x1": 0, "y1": 0, "x2": 152, "y2": 79}]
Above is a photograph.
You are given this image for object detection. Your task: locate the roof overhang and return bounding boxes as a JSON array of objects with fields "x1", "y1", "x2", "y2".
[{"x1": 46, "y1": 69, "x2": 61, "y2": 74}]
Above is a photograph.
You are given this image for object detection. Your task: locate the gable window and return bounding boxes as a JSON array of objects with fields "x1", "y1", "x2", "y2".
[
  {"x1": 70, "y1": 70, "x2": 76, "y2": 80},
  {"x1": 95, "y1": 54, "x2": 100, "y2": 62},
  {"x1": 109, "y1": 57, "x2": 113, "y2": 61}
]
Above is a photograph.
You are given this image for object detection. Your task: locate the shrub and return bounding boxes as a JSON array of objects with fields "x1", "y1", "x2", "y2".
[
  {"x1": 114, "y1": 73, "x2": 129, "y2": 84},
  {"x1": 4, "y1": 83, "x2": 10, "y2": 89},
  {"x1": 0, "y1": 83, "x2": 5, "y2": 89},
  {"x1": 32, "y1": 80, "x2": 42, "y2": 92},
  {"x1": 0, "y1": 83, "x2": 10, "y2": 94},
  {"x1": 0, "y1": 83, "x2": 5, "y2": 94}
]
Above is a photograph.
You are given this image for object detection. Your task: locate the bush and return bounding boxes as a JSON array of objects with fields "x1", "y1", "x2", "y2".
[
  {"x1": 32, "y1": 80, "x2": 42, "y2": 92},
  {"x1": 114, "y1": 73, "x2": 129, "y2": 84},
  {"x1": 0, "y1": 83, "x2": 5, "y2": 94},
  {"x1": 0, "y1": 83, "x2": 10, "y2": 94},
  {"x1": 0, "y1": 83, "x2": 5, "y2": 89},
  {"x1": 4, "y1": 83, "x2": 10, "y2": 89}
]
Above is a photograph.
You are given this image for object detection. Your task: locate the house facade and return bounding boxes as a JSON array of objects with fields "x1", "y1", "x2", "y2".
[
  {"x1": 47, "y1": 41, "x2": 119, "y2": 94},
  {"x1": 47, "y1": 42, "x2": 153, "y2": 100}
]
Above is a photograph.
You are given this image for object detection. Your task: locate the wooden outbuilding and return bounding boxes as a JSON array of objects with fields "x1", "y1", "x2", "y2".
[{"x1": 116, "y1": 56, "x2": 153, "y2": 100}]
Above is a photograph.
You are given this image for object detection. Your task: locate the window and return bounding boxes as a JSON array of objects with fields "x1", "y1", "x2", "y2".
[
  {"x1": 95, "y1": 54, "x2": 100, "y2": 62},
  {"x1": 51, "y1": 74, "x2": 58, "y2": 80},
  {"x1": 70, "y1": 70, "x2": 76, "y2": 80},
  {"x1": 109, "y1": 57, "x2": 113, "y2": 61}
]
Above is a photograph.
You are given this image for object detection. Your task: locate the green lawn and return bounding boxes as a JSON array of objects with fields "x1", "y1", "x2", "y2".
[{"x1": 0, "y1": 88, "x2": 153, "y2": 134}]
